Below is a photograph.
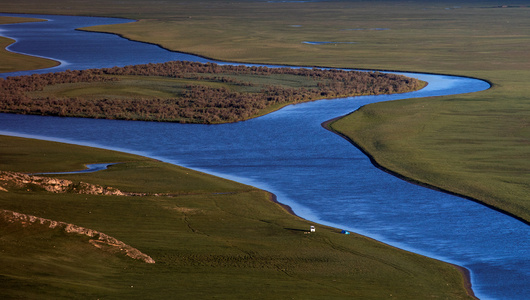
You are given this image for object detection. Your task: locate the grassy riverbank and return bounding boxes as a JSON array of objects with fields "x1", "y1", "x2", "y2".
[
  {"x1": 328, "y1": 76, "x2": 530, "y2": 223},
  {"x1": 0, "y1": 135, "x2": 474, "y2": 299},
  {"x1": 0, "y1": 17, "x2": 59, "y2": 73},
  {"x1": 0, "y1": 0, "x2": 527, "y2": 221}
]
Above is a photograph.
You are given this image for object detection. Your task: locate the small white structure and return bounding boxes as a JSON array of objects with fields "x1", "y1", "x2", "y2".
[{"x1": 310, "y1": 226, "x2": 315, "y2": 233}]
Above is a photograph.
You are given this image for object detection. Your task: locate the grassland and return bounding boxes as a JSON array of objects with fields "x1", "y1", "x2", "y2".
[{"x1": 0, "y1": 135, "x2": 474, "y2": 299}]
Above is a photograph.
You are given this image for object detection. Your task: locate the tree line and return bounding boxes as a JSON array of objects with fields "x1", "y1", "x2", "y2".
[{"x1": 0, "y1": 61, "x2": 424, "y2": 123}]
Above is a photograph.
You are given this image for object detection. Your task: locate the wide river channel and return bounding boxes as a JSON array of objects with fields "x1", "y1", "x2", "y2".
[{"x1": 1, "y1": 13, "x2": 528, "y2": 299}]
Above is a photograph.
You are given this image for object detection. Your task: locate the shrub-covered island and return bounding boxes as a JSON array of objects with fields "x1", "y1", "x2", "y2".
[{"x1": 0, "y1": 61, "x2": 424, "y2": 123}]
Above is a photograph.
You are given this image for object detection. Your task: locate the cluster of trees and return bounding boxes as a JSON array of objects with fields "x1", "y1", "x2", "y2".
[{"x1": 0, "y1": 61, "x2": 423, "y2": 123}]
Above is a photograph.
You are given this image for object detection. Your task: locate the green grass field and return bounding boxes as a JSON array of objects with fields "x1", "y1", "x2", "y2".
[
  {"x1": 29, "y1": 73, "x2": 315, "y2": 101},
  {"x1": 30, "y1": 73, "x2": 323, "y2": 99},
  {"x1": 0, "y1": 135, "x2": 474, "y2": 299}
]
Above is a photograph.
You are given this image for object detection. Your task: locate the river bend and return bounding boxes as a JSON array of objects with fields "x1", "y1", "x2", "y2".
[{"x1": 0, "y1": 13, "x2": 528, "y2": 300}]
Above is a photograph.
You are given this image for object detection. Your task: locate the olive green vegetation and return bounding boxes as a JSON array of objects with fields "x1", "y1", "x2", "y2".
[
  {"x1": 0, "y1": 135, "x2": 474, "y2": 299},
  {"x1": 0, "y1": 1, "x2": 527, "y2": 220},
  {"x1": 0, "y1": 17, "x2": 59, "y2": 72}
]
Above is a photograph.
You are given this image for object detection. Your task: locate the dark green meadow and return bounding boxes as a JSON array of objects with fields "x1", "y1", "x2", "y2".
[{"x1": 0, "y1": 136, "x2": 473, "y2": 299}]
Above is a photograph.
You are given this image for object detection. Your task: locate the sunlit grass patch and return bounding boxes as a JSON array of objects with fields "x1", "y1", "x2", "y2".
[{"x1": 0, "y1": 135, "x2": 474, "y2": 299}]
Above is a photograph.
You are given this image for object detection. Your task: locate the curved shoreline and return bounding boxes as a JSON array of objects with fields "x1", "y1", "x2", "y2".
[
  {"x1": 268, "y1": 188, "x2": 476, "y2": 299},
  {"x1": 78, "y1": 23, "x2": 494, "y2": 85},
  {"x1": 0, "y1": 13, "x2": 498, "y2": 298},
  {"x1": 0, "y1": 130, "x2": 479, "y2": 299},
  {"x1": 0, "y1": 16, "x2": 63, "y2": 71},
  {"x1": 321, "y1": 115, "x2": 529, "y2": 227},
  {"x1": 29, "y1": 152, "x2": 477, "y2": 299},
  {"x1": 2, "y1": 13, "x2": 494, "y2": 85}
]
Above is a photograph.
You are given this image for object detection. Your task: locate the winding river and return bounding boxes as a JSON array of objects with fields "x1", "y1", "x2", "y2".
[{"x1": 1, "y1": 13, "x2": 528, "y2": 299}]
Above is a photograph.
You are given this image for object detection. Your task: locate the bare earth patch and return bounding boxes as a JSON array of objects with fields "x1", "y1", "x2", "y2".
[
  {"x1": 1, "y1": 209, "x2": 155, "y2": 264},
  {"x1": 0, "y1": 171, "x2": 156, "y2": 263},
  {"x1": 0, "y1": 171, "x2": 136, "y2": 195}
]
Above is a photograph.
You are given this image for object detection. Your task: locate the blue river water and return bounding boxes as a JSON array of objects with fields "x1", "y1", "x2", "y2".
[{"x1": 0, "y1": 13, "x2": 528, "y2": 299}]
